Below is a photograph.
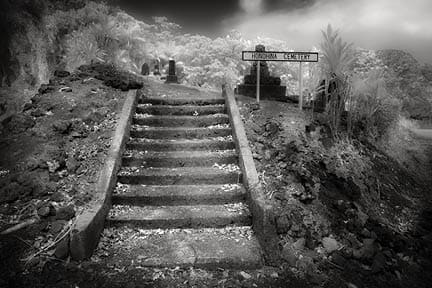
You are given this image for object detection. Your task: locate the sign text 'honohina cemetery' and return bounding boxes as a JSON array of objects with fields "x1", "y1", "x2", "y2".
[{"x1": 242, "y1": 51, "x2": 319, "y2": 62}]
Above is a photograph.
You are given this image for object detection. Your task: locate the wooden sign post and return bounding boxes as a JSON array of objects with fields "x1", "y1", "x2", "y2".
[
  {"x1": 256, "y1": 61, "x2": 260, "y2": 103},
  {"x1": 242, "y1": 50, "x2": 318, "y2": 109},
  {"x1": 299, "y1": 62, "x2": 303, "y2": 110}
]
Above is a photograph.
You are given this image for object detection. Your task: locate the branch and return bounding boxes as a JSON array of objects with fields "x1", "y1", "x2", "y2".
[{"x1": 0, "y1": 217, "x2": 40, "y2": 235}]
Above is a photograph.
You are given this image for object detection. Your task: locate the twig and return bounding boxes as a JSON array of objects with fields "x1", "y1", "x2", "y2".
[
  {"x1": 327, "y1": 260, "x2": 344, "y2": 270},
  {"x1": 24, "y1": 223, "x2": 72, "y2": 263},
  {"x1": 0, "y1": 217, "x2": 40, "y2": 235},
  {"x1": 13, "y1": 235, "x2": 33, "y2": 247}
]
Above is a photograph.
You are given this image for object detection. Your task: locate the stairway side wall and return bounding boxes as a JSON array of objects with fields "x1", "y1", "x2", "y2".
[
  {"x1": 69, "y1": 89, "x2": 138, "y2": 260},
  {"x1": 223, "y1": 85, "x2": 279, "y2": 263}
]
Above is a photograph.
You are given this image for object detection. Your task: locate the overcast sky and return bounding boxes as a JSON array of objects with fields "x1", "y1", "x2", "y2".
[{"x1": 117, "y1": 0, "x2": 432, "y2": 63}]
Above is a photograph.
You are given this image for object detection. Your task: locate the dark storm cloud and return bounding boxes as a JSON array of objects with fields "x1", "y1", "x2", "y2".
[
  {"x1": 111, "y1": 0, "x2": 240, "y2": 35},
  {"x1": 263, "y1": 0, "x2": 318, "y2": 12}
]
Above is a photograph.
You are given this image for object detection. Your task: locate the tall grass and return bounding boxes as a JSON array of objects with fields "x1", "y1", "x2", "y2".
[
  {"x1": 318, "y1": 24, "x2": 355, "y2": 138},
  {"x1": 349, "y1": 69, "x2": 401, "y2": 141}
]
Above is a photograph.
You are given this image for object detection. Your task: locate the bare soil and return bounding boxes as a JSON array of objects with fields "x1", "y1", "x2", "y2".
[{"x1": 0, "y1": 64, "x2": 142, "y2": 287}]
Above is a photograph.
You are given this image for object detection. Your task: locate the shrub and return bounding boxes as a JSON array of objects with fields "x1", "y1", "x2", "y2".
[
  {"x1": 64, "y1": 28, "x2": 105, "y2": 72},
  {"x1": 349, "y1": 69, "x2": 401, "y2": 141}
]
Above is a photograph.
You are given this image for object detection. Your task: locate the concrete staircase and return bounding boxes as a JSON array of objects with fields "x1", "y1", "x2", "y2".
[{"x1": 102, "y1": 93, "x2": 263, "y2": 269}]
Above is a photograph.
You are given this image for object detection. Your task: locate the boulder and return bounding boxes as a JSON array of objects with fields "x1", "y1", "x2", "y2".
[
  {"x1": 55, "y1": 205, "x2": 75, "y2": 221},
  {"x1": 322, "y1": 236, "x2": 339, "y2": 253},
  {"x1": 276, "y1": 214, "x2": 291, "y2": 234},
  {"x1": 55, "y1": 234, "x2": 70, "y2": 259},
  {"x1": 4, "y1": 114, "x2": 35, "y2": 133},
  {"x1": 281, "y1": 244, "x2": 297, "y2": 267},
  {"x1": 54, "y1": 70, "x2": 70, "y2": 78},
  {"x1": 52, "y1": 120, "x2": 72, "y2": 134}
]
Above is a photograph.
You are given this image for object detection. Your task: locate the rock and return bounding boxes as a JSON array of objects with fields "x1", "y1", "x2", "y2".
[
  {"x1": 59, "y1": 87, "x2": 72, "y2": 93},
  {"x1": 293, "y1": 238, "x2": 306, "y2": 250},
  {"x1": 50, "y1": 191, "x2": 65, "y2": 202},
  {"x1": 23, "y1": 102, "x2": 34, "y2": 111},
  {"x1": 96, "y1": 106, "x2": 110, "y2": 117},
  {"x1": 30, "y1": 108, "x2": 46, "y2": 117},
  {"x1": 4, "y1": 114, "x2": 35, "y2": 133},
  {"x1": 356, "y1": 209, "x2": 369, "y2": 226},
  {"x1": 239, "y1": 271, "x2": 252, "y2": 280},
  {"x1": 0, "y1": 182, "x2": 21, "y2": 203},
  {"x1": 361, "y1": 238, "x2": 377, "y2": 259},
  {"x1": 305, "y1": 230, "x2": 316, "y2": 249},
  {"x1": 308, "y1": 271, "x2": 326, "y2": 285},
  {"x1": 322, "y1": 236, "x2": 339, "y2": 253},
  {"x1": 50, "y1": 220, "x2": 66, "y2": 234},
  {"x1": 66, "y1": 157, "x2": 80, "y2": 173},
  {"x1": 38, "y1": 203, "x2": 54, "y2": 218},
  {"x1": 38, "y1": 84, "x2": 55, "y2": 94},
  {"x1": 265, "y1": 121, "x2": 280, "y2": 137},
  {"x1": 346, "y1": 233, "x2": 362, "y2": 249},
  {"x1": 281, "y1": 245, "x2": 297, "y2": 267},
  {"x1": 52, "y1": 120, "x2": 71, "y2": 134},
  {"x1": 55, "y1": 205, "x2": 75, "y2": 221},
  {"x1": 83, "y1": 110, "x2": 105, "y2": 124},
  {"x1": 54, "y1": 234, "x2": 69, "y2": 259},
  {"x1": 361, "y1": 228, "x2": 372, "y2": 238},
  {"x1": 47, "y1": 160, "x2": 61, "y2": 173},
  {"x1": 264, "y1": 149, "x2": 272, "y2": 160},
  {"x1": 249, "y1": 102, "x2": 260, "y2": 110},
  {"x1": 252, "y1": 152, "x2": 261, "y2": 160},
  {"x1": 54, "y1": 70, "x2": 70, "y2": 78},
  {"x1": 107, "y1": 99, "x2": 118, "y2": 110},
  {"x1": 276, "y1": 214, "x2": 291, "y2": 234},
  {"x1": 296, "y1": 255, "x2": 314, "y2": 271},
  {"x1": 331, "y1": 251, "x2": 347, "y2": 267},
  {"x1": 371, "y1": 252, "x2": 386, "y2": 273}
]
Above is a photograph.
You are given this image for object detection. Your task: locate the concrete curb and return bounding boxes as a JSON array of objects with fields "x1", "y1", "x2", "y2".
[
  {"x1": 68, "y1": 89, "x2": 138, "y2": 260},
  {"x1": 222, "y1": 85, "x2": 279, "y2": 263}
]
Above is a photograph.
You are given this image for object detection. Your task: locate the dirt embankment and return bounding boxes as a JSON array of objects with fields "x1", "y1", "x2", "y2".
[
  {"x1": 238, "y1": 95, "x2": 432, "y2": 288},
  {"x1": 0, "y1": 63, "x2": 142, "y2": 286}
]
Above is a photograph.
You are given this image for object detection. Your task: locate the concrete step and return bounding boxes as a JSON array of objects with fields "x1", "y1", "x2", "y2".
[
  {"x1": 138, "y1": 97, "x2": 225, "y2": 106},
  {"x1": 113, "y1": 184, "x2": 246, "y2": 206},
  {"x1": 133, "y1": 114, "x2": 229, "y2": 127},
  {"x1": 97, "y1": 226, "x2": 263, "y2": 269},
  {"x1": 117, "y1": 167, "x2": 242, "y2": 185},
  {"x1": 122, "y1": 150, "x2": 237, "y2": 167},
  {"x1": 126, "y1": 137, "x2": 235, "y2": 151},
  {"x1": 106, "y1": 203, "x2": 251, "y2": 229},
  {"x1": 130, "y1": 126, "x2": 232, "y2": 139},
  {"x1": 136, "y1": 104, "x2": 226, "y2": 115}
]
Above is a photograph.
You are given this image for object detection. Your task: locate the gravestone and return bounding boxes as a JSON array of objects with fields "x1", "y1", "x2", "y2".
[
  {"x1": 141, "y1": 63, "x2": 149, "y2": 76},
  {"x1": 153, "y1": 59, "x2": 161, "y2": 76},
  {"x1": 165, "y1": 60, "x2": 179, "y2": 83},
  {"x1": 235, "y1": 44, "x2": 286, "y2": 101}
]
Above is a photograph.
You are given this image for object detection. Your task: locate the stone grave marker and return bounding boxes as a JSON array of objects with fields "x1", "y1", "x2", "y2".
[
  {"x1": 165, "y1": 60, "x2": 179, "y2": 84},
  {"x1": 141, "y1": 63, "x2": 149, "y2": 76}
]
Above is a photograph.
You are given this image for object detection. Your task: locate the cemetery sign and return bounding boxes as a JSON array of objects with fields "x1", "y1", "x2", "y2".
[
  {"x1": 242, "y1": 51, "x2": 319, "y2": 62},
  {"x1": 241, "y1": 49, "x2": 319, "y2": 109}
]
